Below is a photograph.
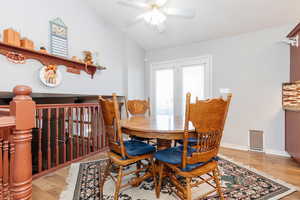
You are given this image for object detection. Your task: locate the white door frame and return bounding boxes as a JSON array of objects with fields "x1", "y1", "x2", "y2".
[{"x1": 150, "y1": 55, "x2": 213, "y2": 116}]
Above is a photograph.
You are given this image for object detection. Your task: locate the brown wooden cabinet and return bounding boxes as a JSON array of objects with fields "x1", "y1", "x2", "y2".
[{"x1": 285, "y1": 23, "x2": 300, "y2": 163}]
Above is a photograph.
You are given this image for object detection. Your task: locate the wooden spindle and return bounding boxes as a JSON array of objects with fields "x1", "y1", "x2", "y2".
[
  {"x1": 94, "y1": 107, "x2": 98, "y2": 150},
  {"x1": 97, "y1": 107, "x2": 101, "y2": 149},
  {"x1": 9, "y1": 85, "x2": 35, "y2": 199},
  {"x1": 0, "y1": 136, "x2": 3, "y2": 200},
  {"x1": 38, "y1": 109, "x2": 43, "y2": 172},
  {"x1": 91, "y1": 107, "x2": 95, "y2": 152},
  {"x1": 87, "y1": 107, "x2": 90, "y2": 154},
  {"x1": 9, "y1": 142, "x2": 15, "y2": 200},
  {"x1": 100, "y1": 106, "x2": 105, "y2": 149},
  {"x1": 97, "y1": 105, "x2": 101, "y2": 149},
  {"x1": 80, "y1": 107, "x2": 84, "y2": 156},
  {"x1": 69, "y1": 108, "x2": 73, "y2": 161},
  {"x1": 94, "y1": 106, "x2": 98, "y2": 150},
  {"x1": 55, "y1": 108, "x2": 59, "y2": 166},
  {"x1": 76, "y1": 108, "x2": 79, "y2": 158},
  {"x1": 47, "y1": 109, "x2": 51, "y2": 169},
  {"x1": 62, "y1": 108, "x2": 66, "y2": 163},
  {"x1": 98, "y1": 105, "x2": 106, "y2": 148},
  {"x1": 3, "y1": 140, "x2": 9, "y2": 200}
]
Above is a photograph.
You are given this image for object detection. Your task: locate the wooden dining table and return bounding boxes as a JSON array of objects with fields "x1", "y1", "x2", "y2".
[{"x1": 120, "y1": 115, "x2": 195, "y2": 150}]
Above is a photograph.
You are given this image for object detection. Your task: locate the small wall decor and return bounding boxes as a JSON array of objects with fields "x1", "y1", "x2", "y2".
[
  {"x1": 6, "y1": 52, "x2": 26, "y2": 64},
  {"x1": 20, "y1": 38, "x2": 34, "y2": 50},
  {"x1": 50, "y1": 18, "x2": 68, "y2": 57},
  {"x1": 40, "y1": 65, "x2": 62, "y2": 87},
  {"x1": 3, "y1": 28, "x2": 21, "y2": 46},
  {"x1": 282, "y1": 81, "x2": 300, "y2": 111}
]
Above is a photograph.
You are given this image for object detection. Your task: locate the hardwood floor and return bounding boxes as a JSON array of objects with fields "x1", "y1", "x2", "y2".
[
  {"x1": 32, "y1": 148, "x2": 300, "y2": 200},
  {"x1": 32, "y1": 153, "x2": 108, "y2": 200},
  {"x1": 220, "y1": 148, "x2": 300, "y2": 200}
]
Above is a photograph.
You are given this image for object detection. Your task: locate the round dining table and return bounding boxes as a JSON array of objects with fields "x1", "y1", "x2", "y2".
[{"x1": 120, "y1": 115, "x2": 195, "y2": 150}]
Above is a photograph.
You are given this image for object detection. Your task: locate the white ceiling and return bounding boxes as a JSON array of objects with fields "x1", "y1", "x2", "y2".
[{"x1": 87, "y1": 0, "x2": 300, "y2": 50}]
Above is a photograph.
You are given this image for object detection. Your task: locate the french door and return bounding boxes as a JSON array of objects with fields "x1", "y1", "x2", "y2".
[{"x1": 151, "y1": 56, "x2": 212, "y2": 117}]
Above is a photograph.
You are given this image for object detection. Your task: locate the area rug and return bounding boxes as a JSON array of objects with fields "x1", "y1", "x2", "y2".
[{"x1": 59, "y1": 156, "x2": 297, "y2": 200}]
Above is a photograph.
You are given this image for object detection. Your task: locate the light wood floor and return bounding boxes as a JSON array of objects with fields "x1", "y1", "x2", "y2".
[{"x1": 32, "y1": 148, "x2": 300, "y2": 200}]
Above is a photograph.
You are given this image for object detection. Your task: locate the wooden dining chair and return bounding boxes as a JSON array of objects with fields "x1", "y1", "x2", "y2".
[
  {"x1": 125, "y1": 97, "x2": 151, "y2": 118},
  {"x1": 99, "y1": 94, "x2": 157, "y2": 200},
  {"x1": 154, "y1": 92, "x2": 232, "y2": 200},
  {"x1": 125, "y1": 97, "x2": 153, "y2": 143}
]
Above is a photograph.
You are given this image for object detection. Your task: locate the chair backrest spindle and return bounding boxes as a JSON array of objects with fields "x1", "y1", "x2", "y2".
[{"x1": 182, "y1": 93, "x2": 232, "y2": 169}]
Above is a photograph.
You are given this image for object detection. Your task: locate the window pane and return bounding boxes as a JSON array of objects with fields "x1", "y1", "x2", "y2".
[
  {"x1": 182, "y1": 65, "x2": 205, "y2": 113},
  {"x1": 155, "y1": 69, "x2": 174, "y2": 115}
]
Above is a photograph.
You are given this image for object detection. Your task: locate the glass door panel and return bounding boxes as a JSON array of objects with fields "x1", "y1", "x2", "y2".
[
  {"x1": 155, "y1": 69, "x2": 174, "y2": 116},
  {"x1": 182, "y1": 65, "x2": 205, "y2": 114}
]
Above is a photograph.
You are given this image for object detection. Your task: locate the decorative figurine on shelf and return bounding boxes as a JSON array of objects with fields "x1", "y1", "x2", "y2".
[
  {"x1": 83, "y1": 51, "x2": 93, "y2": 65},
  {"x1": 71, "y1": 56, "x2": 80, "y2": 62},
  {"x1": 39, "y1": 46, "x2": 48, "y2": 54},
  {"x1": 20, "y1": 37, "x2": 34, "y2": 50},
  {"x1": 40, "y1": 65, "x2": 62, "y2": 87},
  {"x1": 3, "y1": 28, "x2": 21, "y2": 47}
]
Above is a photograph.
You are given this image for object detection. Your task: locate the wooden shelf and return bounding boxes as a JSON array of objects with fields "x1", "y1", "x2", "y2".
[
  {"x1": 0, "y1": 42, "x2": 106, "y2": 78},
  {"x1": 283, "y1": 106, "x2": 300, "y2": 112}
]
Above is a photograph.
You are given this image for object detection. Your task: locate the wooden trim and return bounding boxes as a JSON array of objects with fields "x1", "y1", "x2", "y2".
[
  {"x1": 0, "y1": 41, "x2": 106, "y2": 78},
  {"x1": 287, "y1": 23, "x2": 300, "y2": 37},
  {"x1": 0, "y1": 109, "x2": 9, "y2": 117},
  {"x1": 37, "y1": 103, "x2": 98, "y2": 109},
  {"x1": 0, "y1": 116, "x2": 15, "y2": 128}
]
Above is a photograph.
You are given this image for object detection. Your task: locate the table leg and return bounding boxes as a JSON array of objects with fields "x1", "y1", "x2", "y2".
[{"x1": 156, "y1": 139, "x2": 172, "y2": 150}]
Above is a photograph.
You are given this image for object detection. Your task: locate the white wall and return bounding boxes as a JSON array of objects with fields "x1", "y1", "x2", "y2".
[
  {"x1": 146, "y1": 25, "x2": 293, "y2": 154},
  {"x1": 0, "y1": 0, "x2": 145, "y2": 97},
  {"x1": 124, "y1": 37, "x2": 145, "y2": 99}
]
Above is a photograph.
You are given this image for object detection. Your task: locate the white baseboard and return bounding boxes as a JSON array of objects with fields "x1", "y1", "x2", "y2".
[
  {"x1": 221, "y1": 142, "x2": 291, "y2": 158},
  {"x1": 221, "y1": 142, "x2": 250, "y2": 151},
  {"x1": 264, "y1": 149, "x2": 291, "y2": 157}
]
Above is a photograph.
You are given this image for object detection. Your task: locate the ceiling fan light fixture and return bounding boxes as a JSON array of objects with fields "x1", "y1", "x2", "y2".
[{"x1": 143, "y1": 8, "x2": 166, "y2": 26}]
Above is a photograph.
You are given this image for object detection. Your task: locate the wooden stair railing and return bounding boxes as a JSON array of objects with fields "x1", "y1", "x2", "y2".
[
  {"x1": 0, "y1": 85, "x2": 36, "y2": 200},
  {"x1": 0, "y1": 89, "x2": 108, "y2": 185},
  {"x1": 33, "y1": 103, "x2": 107, "y2": 177}
]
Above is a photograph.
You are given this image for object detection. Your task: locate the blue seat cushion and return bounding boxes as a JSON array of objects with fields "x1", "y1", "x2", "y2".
[
  {"x1": 177, "y1": 138, "x2": 198, "y2": 146},
  {"x1": 154, "y1": 146, "x2": 217, "y2": 171},
  {"x1": 124, "y1": 140, "x2": 156, "y2": 157}
]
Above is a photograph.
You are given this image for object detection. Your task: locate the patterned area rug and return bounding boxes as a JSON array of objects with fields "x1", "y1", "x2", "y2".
[{"x1": 59, "y1": 157, "x2": 297, "y2": 200}]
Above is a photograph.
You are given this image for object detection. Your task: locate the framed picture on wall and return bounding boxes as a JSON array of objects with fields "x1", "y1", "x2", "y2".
[{"x1": 50, "y1": 17, "x2": 68, "y2": 58}]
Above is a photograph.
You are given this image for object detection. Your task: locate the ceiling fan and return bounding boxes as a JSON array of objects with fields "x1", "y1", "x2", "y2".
[{"x1": 118, "y1": 0, "x2": 196, "y2": 32}]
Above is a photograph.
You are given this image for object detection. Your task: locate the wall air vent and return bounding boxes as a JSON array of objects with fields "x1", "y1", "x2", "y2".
[{"x1": 249, "y1": 130, "x2": 264, "y2": 152}]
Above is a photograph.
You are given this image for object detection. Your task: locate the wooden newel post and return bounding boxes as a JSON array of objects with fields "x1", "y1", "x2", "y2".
[{"x1": 9, "y1": 86, "x2": 35, "y2": 200}]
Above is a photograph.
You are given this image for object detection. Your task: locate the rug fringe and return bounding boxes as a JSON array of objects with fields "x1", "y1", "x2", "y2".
[{"x1": 219, "y1": 154, "x2": 299, "y2": 198}]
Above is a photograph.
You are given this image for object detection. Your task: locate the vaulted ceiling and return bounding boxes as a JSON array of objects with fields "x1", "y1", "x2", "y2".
[{"x1": 87, "y1": 0, "x2": 300, "y2": 50}]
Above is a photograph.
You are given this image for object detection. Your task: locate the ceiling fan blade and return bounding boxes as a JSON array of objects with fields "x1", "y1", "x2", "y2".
[
  {"x1": 155, "y1": 0, "x2": 169, "y2": 7},
  {"x1": 118, "y1": 0, "x2": 150, "y2": 9},
  {"x1": 163, "y1": 8, "x2": 196, "y2": 18}
]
